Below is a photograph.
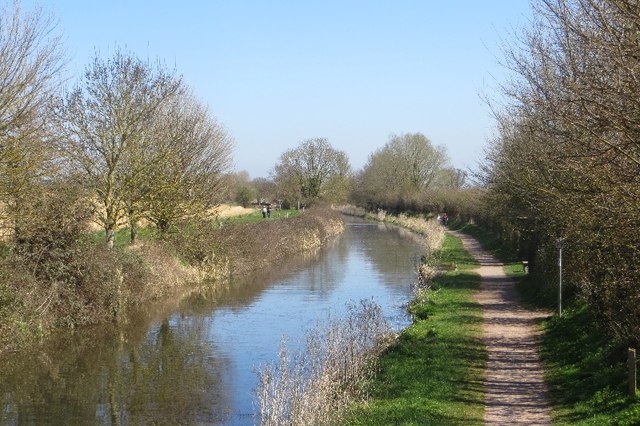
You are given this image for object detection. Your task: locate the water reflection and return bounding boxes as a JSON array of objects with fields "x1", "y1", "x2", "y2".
[
  {"x1": 0, "y1": 316, "x2": 230, "y2": 425},
  {"x1": 0, "y1": 216, "x2": 427, "y2": 425}
]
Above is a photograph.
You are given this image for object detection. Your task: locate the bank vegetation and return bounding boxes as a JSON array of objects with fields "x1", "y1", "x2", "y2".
[
  {"x1": 256, "y1": 212, "x2": 446, "y2": 425},
  {"x1": 474, "y1": 0, "x2": 640, "y2": 347},
  {"x1": 0, "y1": 204, "x2": 344, "y2": 354}
]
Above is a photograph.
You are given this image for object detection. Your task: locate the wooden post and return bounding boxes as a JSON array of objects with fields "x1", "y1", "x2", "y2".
[{"x1": 628, "y1": 348, "x2": 637, "y2": 397}]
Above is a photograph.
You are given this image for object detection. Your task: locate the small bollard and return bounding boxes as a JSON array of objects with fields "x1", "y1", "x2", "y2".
[{"x1": 628, "y1": 348, "x2": 637, "y2": 397}]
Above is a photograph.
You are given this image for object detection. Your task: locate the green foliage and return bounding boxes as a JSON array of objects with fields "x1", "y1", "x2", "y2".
[
  {"x1": 344, "y1": 233, "x2": 484, "y2": 425},
  {"x1": 540, "y1": 306, "x2": 640, "y2": 425},
  {"x1": 235, "y1": 184, "x2": 256, "y2": 207},
  {"x1": 449, "y1": 221, "x2": 518, "y2": 263}
]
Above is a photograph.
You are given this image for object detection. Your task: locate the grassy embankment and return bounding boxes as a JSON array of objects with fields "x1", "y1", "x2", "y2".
[
  {"x1": 0, "y1": 207, "x2": 335, "y2": 354},
  {"x1": 91, "y1": 207, "x2": 302, "y2": 249},
  {"x1": 450, "y1": 222, "x2": 640, "y2": 425},
  {"x1": 344, "y1": 230, "x2": 485, "y2": 425}
]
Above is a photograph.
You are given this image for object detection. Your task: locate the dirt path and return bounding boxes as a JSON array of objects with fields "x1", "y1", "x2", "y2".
[{"x1": 448, "y1": 231, "x2": 552, "y2": 425}]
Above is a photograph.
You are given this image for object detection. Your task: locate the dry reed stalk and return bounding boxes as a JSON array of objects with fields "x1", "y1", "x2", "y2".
[{"x1": 256, "y1": 300, "x2": 392, "y2": 426}]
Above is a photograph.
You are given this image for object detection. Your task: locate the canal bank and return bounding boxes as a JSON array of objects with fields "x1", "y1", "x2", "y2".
[
  {"x1": 0, "y1": 208, "x2": 344, "y2": 355},
  {"x1": 0, "y1": 211, "x2": 428, "y2": 425},
  {"x1": 344, "y1": 230, "x2": 486, "y2": 425}
]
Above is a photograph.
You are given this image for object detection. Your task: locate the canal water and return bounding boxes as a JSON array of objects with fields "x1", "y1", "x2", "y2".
[{"x1": 0, "y1": 217, "x2": 426, "y2": 425}]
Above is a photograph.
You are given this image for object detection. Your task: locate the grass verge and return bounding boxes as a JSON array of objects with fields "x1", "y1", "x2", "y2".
[
  {"x1": 343, "y1": 233, "x2": 485, "y2": 425},
  {"x1": 539, "y1": 307, "x2": 640, "y2": 425},
  {"x1": 218, "y1": 208, "x2": 300, "y2": 225}
]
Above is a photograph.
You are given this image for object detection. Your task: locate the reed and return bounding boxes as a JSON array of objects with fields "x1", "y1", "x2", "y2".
[{"x1": 256, "y1": 299, "x2": 392, "y2": 426}]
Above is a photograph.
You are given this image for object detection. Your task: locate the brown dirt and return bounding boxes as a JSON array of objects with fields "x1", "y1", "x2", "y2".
[{"x1": 448, "y1": 230, "x2": 552, "y2": 425}]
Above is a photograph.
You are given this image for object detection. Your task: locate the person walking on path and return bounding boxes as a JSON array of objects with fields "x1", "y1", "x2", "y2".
[{"x1": 448, "y1": 230, "x2": 552, "y2": 425}]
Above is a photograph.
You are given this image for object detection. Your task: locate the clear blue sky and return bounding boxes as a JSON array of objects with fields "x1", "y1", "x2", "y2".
[{"x1": 25, "y1": 1, "x2": 532, "y2": 179}]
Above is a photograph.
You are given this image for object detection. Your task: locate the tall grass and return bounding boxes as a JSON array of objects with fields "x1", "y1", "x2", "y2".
[
  {"x1": 256, "y1": 300, "x2": 393, "y2": 426},
  {"x1": 364, "y1": 210, "x2": 445, "y2": 257}
]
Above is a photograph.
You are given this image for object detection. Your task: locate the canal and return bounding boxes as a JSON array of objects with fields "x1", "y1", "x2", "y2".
[{"x1": 0, "y1": 217, "x2": 427, "y2": 425}]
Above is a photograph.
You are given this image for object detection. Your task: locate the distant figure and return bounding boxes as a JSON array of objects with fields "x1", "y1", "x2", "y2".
[
  {"x1": 262, "y1": 206, "x2": 267, "y2": 218},
  {"x1": 442, "y1": 213, "x2": 449, "y2": 225},
  {"x1": 267, "y1": 205, "x2": 271, "y2": 218},
  {"x1": 437, "y1": 214, "x2": 442, "y2": 224}
]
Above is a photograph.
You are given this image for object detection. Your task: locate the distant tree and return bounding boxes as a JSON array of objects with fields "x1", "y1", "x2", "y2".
[
  {"x1": 436, "y1": 167, "x2": 467, "y2": 189},
  {"x1": 0, "y1": 1, "x2": 65, "y2": 239},
  {"x1": 226, "y1": 171, "x2": 256, "y2": 208},
  {"x1": 273, "y1": 138, "x2": 351, "y2": 207},
  {"x1": 387, "y1": 133, "x2": 448, "y2": 191},
  {"x1": 354, "y1": 133, "x2": 448, "y2": 210},
  {"x1": 235, "y1": 185, "x2": 256, "y2": 208},
  {"x1": 253, "y1": 177, "x2": 277, "y2": 205}
]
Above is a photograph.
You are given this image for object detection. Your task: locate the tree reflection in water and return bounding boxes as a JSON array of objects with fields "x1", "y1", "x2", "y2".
[
  {"x1": 0, "y1": 217, "x2": 425, "y2": 424},
  {"x1": 0, "y1": 316, "x2": 230, "y2": 424}
]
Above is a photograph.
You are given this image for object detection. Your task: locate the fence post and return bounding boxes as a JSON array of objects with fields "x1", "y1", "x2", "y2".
[{"x1": 628, "y1": 348, "x2": 637, "y2": 397}]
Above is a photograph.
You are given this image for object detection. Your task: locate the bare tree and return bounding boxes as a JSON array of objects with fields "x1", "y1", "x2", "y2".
[
  {"x1": 143, "y1": 89, "x2": 233, "y2": 234},
  {"x1": 57, "y1": 49, "x2": 180, "y2": 247},
  {"x1": 253, "y1": 177, "x2": 277, "y2": 205},
  {"x1": 483, "y1": 0, "x2": 640, "y2": 342},
  {"x1": 273, "y1": 138, "x2": 351, "y2": 207},
  {"x1": 353, "y1": 132, "x2": 449, "y2": 211},
  {"x1": 388, "y1": 133, "x2": 448, "y2": 191},
  {"x1": 0, "y1": 1, "x2": 66, "y2": 237}
]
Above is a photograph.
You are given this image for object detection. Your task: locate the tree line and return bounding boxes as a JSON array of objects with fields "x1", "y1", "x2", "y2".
[
  {"x1": 478, "y1": 0, "x2": 640, "y2": 344},
  {"x1": 231, "y1": 133, "x2": 467, "y2": 213},
  {"x1": 1, "y1": 2, "x2": 467, "y2": 252},
  {"x1": 0, "y1": 1, "x2": 468, "y2": 344}
]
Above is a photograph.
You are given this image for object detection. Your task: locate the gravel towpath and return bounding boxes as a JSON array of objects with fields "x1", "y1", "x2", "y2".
[{"x1": 448, "y1": 230, "x2": 553, "y2": 425}]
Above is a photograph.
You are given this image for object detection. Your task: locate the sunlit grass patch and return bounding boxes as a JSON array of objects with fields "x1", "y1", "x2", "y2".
[
  {"x1": 430, "y1": 233, "x2": 479, "y2": 270},
  {"x1": 87, "y1": 226, "x2": 154, "y2": 248},
  {"x1": 217, "y1": 208, "x2": 300, "y2": 225}
]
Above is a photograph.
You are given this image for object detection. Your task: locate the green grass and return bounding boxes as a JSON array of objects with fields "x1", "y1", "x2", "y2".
[
  {"x1": 87, "y1": 226, "x2": 154, "y2": 248},
  {"x1": 86, "y1": 209, "x2": 302, "y2": 247},
  {"x1": 429, "y1": 231, "x2": 479, "y2": 270},
  {"x1": 217, "y1": 208, "x2": 300, "y2": 225},
  {"x1": 448, "y1": 221, "x2": 548, "y2": 308},
  {"x1": 448, "y1": 220, "x2": 516, "y2": 263},
  {"x1": 540, "y1": 306, "x2": 640, "y2": 425},
  {"x1": 344, "y1": 233, "x2": 485, "y2": 425}
]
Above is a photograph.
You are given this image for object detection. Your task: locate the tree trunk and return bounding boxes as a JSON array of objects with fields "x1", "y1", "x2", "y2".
[
  {"x1": 130, "y1": 221, "x2": 138, "y2": 245},
  {"x1": 106, "y1": 225, "x2": 115, "y2": 249}
]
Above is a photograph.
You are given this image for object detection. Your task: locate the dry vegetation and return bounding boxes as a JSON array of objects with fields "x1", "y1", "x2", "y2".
[
  {"x1": 256, "y1": 300, "x2": 393, "y2": 426},
  {"x1": 0, "y1": 207, "x2": 344, "y2": 354},
  {"x1": 255, "y1": 208, "x2": 446, "y2": 425}
]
